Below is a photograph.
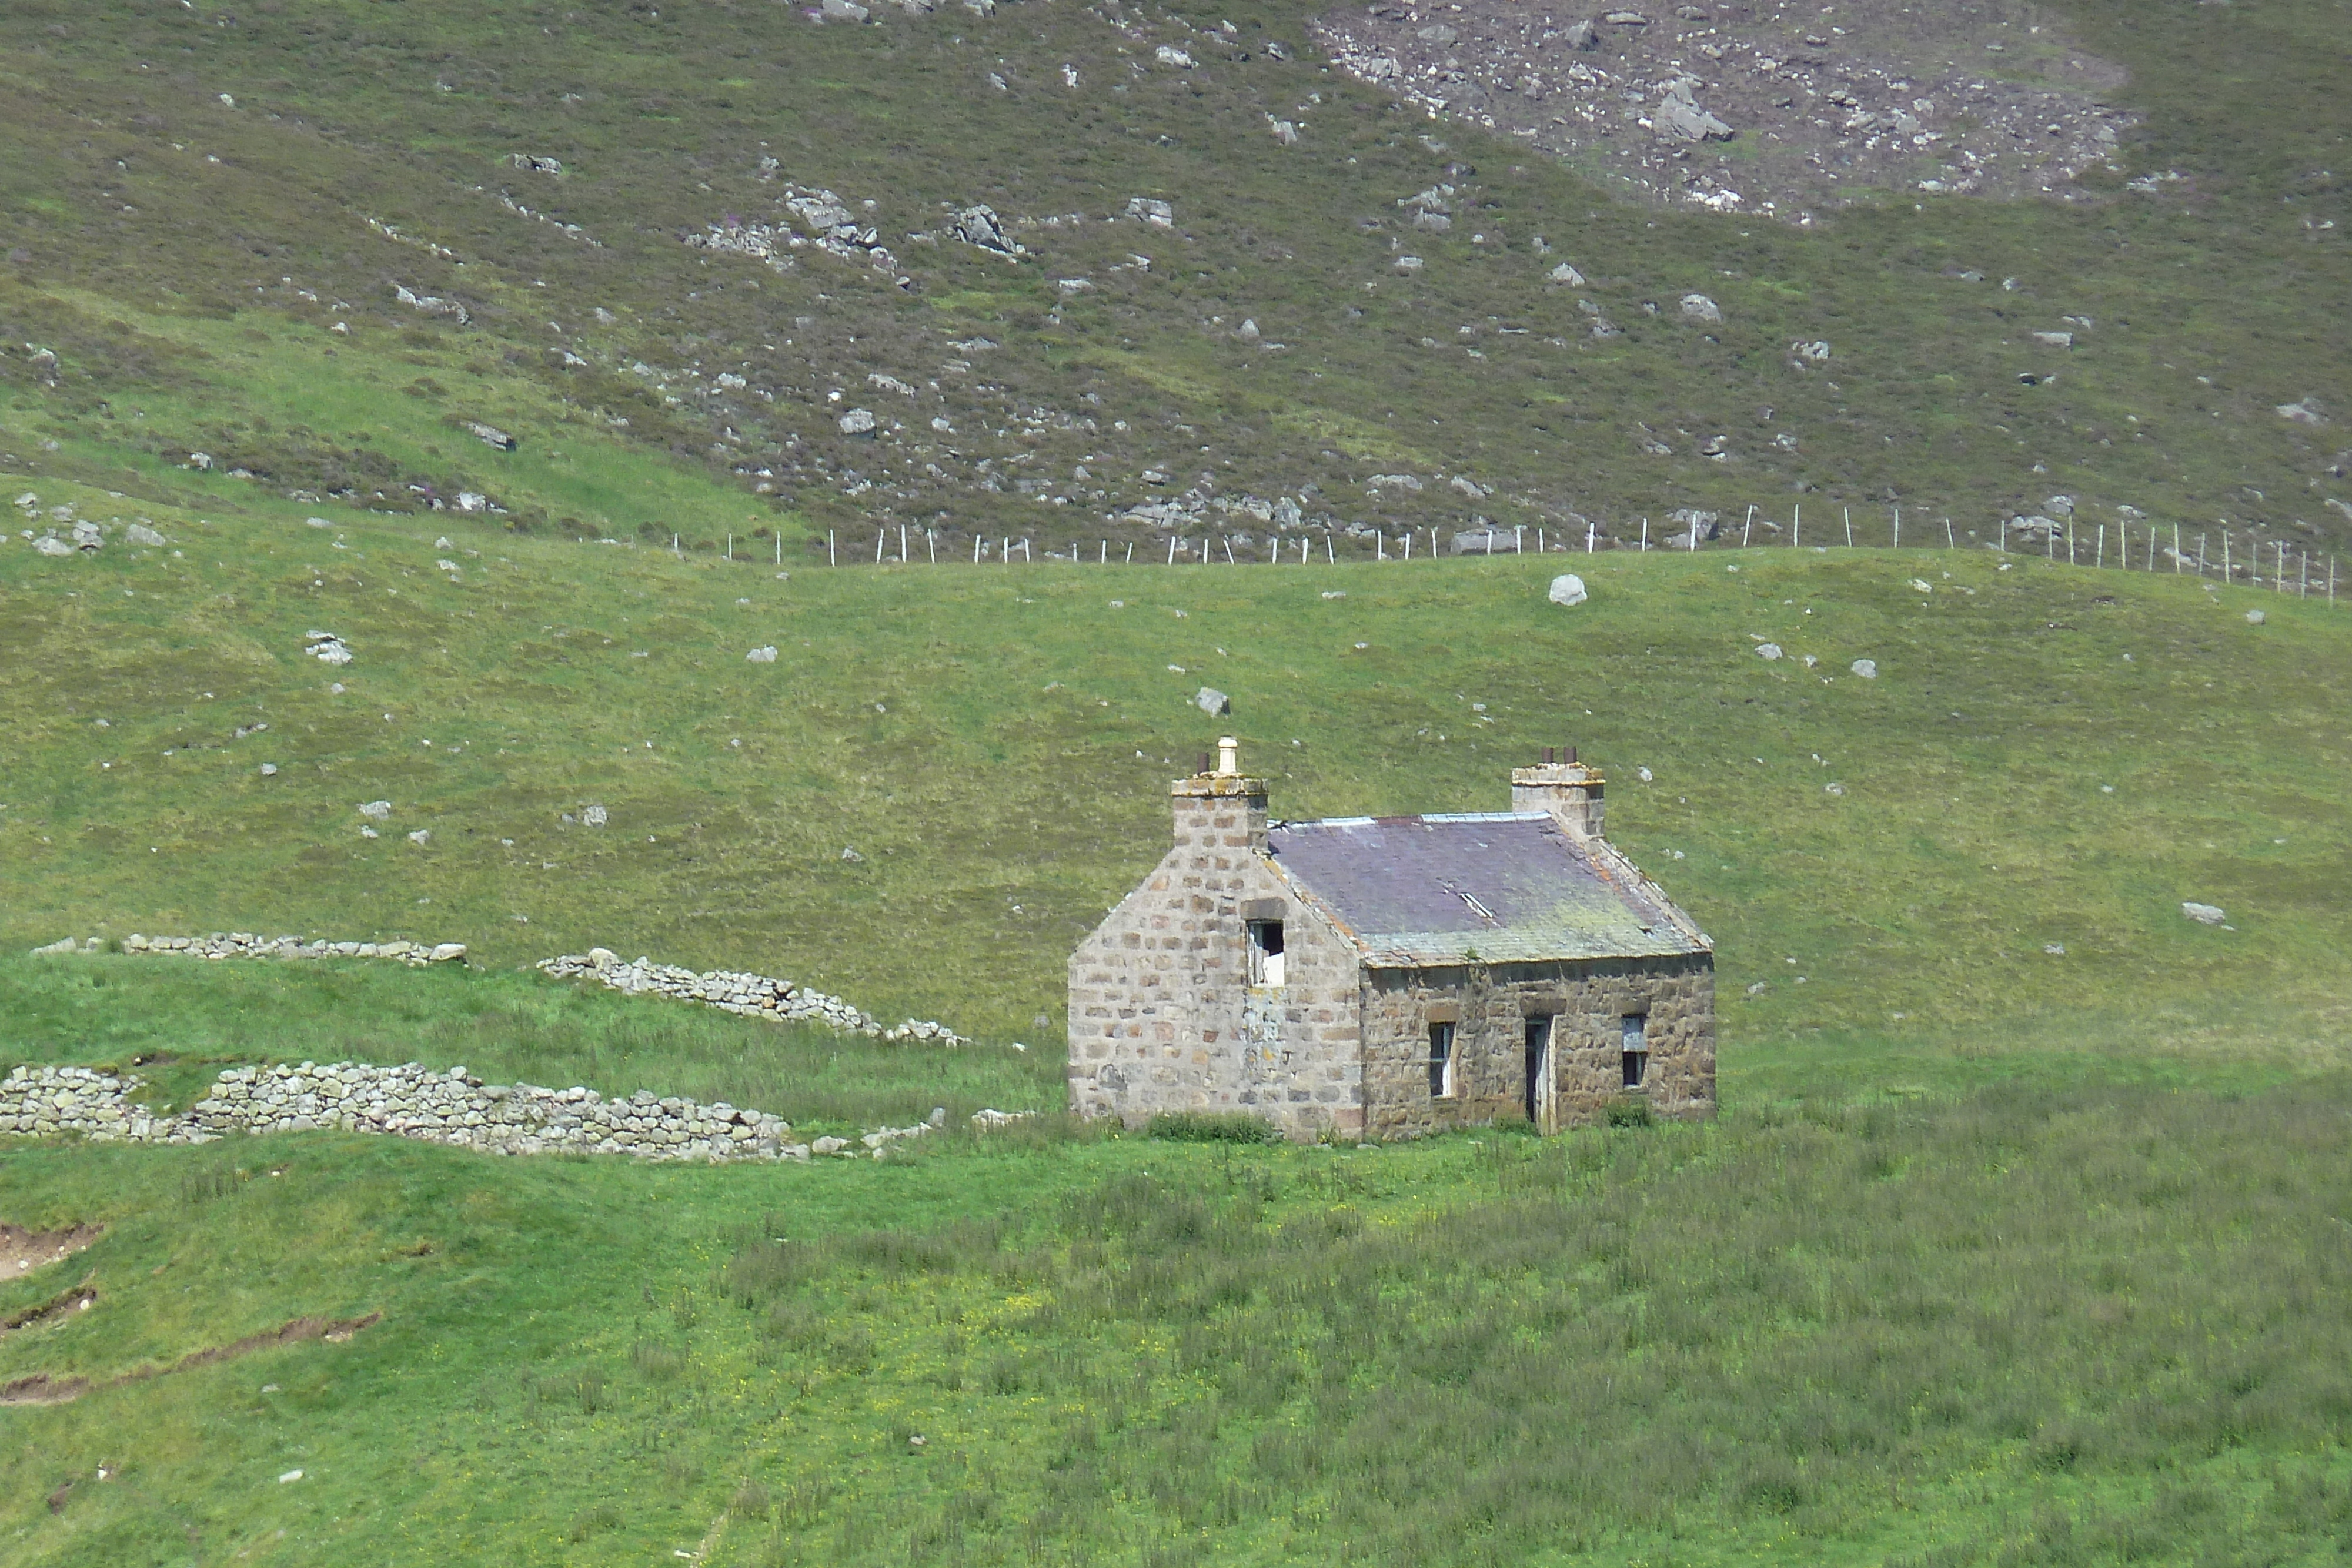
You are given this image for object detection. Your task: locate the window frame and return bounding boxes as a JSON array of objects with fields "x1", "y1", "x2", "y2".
[
  {"x1": 1247, "y1": 918, "x2": 1285, "y2": 987},
  {"x1": 1621, "y1": 1012, "x2": 1649, "y2": 1089},
  {"x1": 1428, "y1": 1020, "x2": 1458, "y2": 1099}
]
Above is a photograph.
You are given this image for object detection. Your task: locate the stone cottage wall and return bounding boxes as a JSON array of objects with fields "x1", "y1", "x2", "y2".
[
  {"x1": 1360, "y1": 955, "x2": 1714, "y2": 1138},
  {"x1": 1067, "y1": 777, "x2": 1364, "y2": 1139}
]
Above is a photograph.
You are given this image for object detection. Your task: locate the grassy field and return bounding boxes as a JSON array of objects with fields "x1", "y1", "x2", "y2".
[
  {"x1": 1, "y1": 499, "x2": 2349, "y2": 1562},
  {"x1": 4, "y1": 477, "x2": 2347, "y2": 1046}
]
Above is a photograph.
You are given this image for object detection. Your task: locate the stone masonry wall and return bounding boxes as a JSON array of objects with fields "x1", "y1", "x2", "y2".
[
  {"x1": 1067, "y1": 775, "x2": 1365, "y2": 1139},
  {"x1": 1361, "y1": 955, "x2": 1715, "y2": 1138}
]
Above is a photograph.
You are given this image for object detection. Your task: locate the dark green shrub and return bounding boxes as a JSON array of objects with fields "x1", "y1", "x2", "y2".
[{"x1": 1603, "y1": 1095, "x2": 1653, "y2": 1129}]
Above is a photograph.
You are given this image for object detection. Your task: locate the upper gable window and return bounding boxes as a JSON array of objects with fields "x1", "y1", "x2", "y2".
[{"x1": 1247, "y1": 919, "x2": 1285, "y2": 987}]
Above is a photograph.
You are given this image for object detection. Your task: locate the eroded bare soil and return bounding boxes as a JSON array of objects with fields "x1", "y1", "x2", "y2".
[
  {"x1": 0, "y1": 1223, "x2": 102, "y2": 1281},
  {"x1": 0, "y1": 1312, "x2": 380, "y2": 1406},
  {"x1": 1314, "y1": 0, "x2": 2135, "y2": 219}
]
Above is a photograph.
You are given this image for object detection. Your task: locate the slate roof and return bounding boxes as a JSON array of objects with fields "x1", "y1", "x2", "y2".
[{"x1": 1262, "y1": 812, "x2": 1708, "y2": 968}]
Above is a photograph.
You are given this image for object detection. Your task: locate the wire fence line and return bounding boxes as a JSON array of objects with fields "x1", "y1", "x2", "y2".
[{"x1": 786, "y1": 507, "x2": 2341, "y2": 607}]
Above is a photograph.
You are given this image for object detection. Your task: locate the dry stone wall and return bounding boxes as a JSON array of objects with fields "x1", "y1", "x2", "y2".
[
  {"x1": 0, "y1": 1061, "x2": 807, "y2": 1160},
  {"x1": 1, "y1": 1063, "x2": 1031, "y2": 1162},
  {"x1": 29, "y1": 934, "x2": 968, "y2": 1047},
  {"x1": 538, "y1": 950, "x2": 970, "y2": 1046}
]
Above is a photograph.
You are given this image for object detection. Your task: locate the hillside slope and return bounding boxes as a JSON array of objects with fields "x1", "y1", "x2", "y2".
[
  {"x1": 0, "y1": 0, "x2": 2346, "y2": 562},
  {"x1": 5, "y1": 478, "x2": 2348, "y2": 1067}
]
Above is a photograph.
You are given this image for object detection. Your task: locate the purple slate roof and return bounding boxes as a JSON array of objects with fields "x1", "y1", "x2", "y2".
[{"x1": 1262, "y1": 812, "x2": 1708, "y2": 968}]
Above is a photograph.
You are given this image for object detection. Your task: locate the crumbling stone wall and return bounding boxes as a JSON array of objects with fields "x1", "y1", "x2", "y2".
[
  {"x1": 1361, "y1": 956, "x2": 1715, "y2": 1138},
  {"x1": 1067, "y1": 774, "x2": 1365, "y2": 1139}
]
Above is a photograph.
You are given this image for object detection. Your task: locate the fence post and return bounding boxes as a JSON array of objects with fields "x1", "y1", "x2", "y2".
[
  {"x1": 1843, "y1": 507, "x2": 1853, "y2": 549},
  {"x1": 726, "y1": 533, "x2": 732, "y2": 560},
  {"x1": 2097, "y1": 524, "x2": 2105, "y2": 569},
  {"x1": 1586, "y1": 521, "x2": 1595, "y2": 554},
  {"x1": 828, "y1": 530, "x2": 837, "y2": 566},
  {"x1": 1792, "y1": 505, "x2": 1800, "y2": 547},
  {"x1": 1641, "y1": 517, "x2": 1648, "y2": 552},
  {"x1": 1945, "y1": 517, "x2": 1955, "y2": 550},
  {"x1": 1893, "y1": 506, "x2": 1901, "y2": 551}
]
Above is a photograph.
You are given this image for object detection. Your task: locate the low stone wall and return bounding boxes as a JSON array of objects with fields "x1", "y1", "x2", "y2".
[
  {"x1": 539, "y1": 949, "x2": 970, "y2": 1047},
  {"x1": 0, "y1": 1061, "x2": 806, "y2": 1161},
  {"x1": 1, "y1": 1062, "x2": 1034, "y2": 1162},
  {"x1": 182, "y1": 1062, "x2": 804, "y2": 1161},
  {"x1": 112, "y1": 933, "x2": 469, "y2": 964},
  {"x1": 29, "y1": 933, "x2": 969, "y2": 1047},
  {"x1": 0, "y1": 1066, "x2": 175, "y2": 1142}
]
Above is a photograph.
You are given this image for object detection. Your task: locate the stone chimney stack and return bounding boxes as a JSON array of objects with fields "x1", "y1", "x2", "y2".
[
  {"x1": 1172, "y1": 735, "x2": 1268, "y2": 858},
  {"x1": 1511, "y1": 745, "x2": 1605, "y2": 842}
]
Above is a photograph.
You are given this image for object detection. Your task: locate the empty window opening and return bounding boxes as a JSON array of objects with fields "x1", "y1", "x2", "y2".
[
  {"x1": 1621, "y1": 1013, "x2": 1649, "y2": 1088},
  {"x1": 1524, "y1": 1016, "x2": 1551, "y2": 1126},
  {"x1": 1428, "y1": 1021, "x2": 1457, "y2": 1099},
  {"x1": 1247, "y1": 919, "x2": 1285, "y2": 987}
]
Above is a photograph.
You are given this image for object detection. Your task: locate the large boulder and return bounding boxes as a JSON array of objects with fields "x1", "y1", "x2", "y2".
[{"x1": 1548, "y1": 574, "x2": 1588, "y2": 607}]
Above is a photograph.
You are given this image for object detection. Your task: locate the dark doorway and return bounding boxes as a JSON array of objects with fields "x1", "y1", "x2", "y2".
[{"x1": 1523, "y1": 1017, "x2": 1552, "y2": 1127}]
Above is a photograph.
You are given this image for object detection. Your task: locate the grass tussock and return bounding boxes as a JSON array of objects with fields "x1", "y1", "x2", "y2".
[{"x1": 1145, "y1": 1110, "x2": 1282, "y2": 1145}]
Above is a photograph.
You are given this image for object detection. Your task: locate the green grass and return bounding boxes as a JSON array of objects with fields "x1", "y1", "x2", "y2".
[
  {"x1": 4, "y1": 487, "x2": 2347, "y2": 1045},
  {"x1": 4, "y1": 1078, "x2": 2351, "y2": 1565}
]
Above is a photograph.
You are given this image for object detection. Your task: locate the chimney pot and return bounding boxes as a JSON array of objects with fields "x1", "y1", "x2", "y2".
[
  {"x1": 1198, "y1": 751, "x2": 1212, "y2": 774},
  {"x1": 1217, "y1": 736, "x2": 1240, "y2": 775},
  {"x1": 1543, "y1": 746, "x2": 1556, "y2": 765},
  {"x1": 1565, "y1": 745, "x2": 1578, "y2": 765}
]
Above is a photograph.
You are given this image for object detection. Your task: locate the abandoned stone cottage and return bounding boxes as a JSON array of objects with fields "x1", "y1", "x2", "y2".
[{"x1": 1067, "y1": 740, "x2": 1715, "y2": 1140}]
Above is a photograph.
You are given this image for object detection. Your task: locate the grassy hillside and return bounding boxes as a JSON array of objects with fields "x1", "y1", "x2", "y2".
[
  {"x1": 0, "y1": 0, "x2": 2346, "y2": 559},
  {"x1": 5, "y1": 480, "x2": 2348, "y2": 1052}
]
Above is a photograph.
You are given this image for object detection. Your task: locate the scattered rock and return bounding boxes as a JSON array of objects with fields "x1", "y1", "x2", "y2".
[
  {"x1": 1548, "y1": 262, "x2": 1588, "y2": 286},
  {"x1": 1154, "y1": 44, "x2": 1194, "y2": 66},
  {"x1": 31, "y1": 537, "x2": 72, "y2": 558},
  {"x1": 950, "y1": 205, "x2": 1024, "y2": 257},
  {"x1": 305, "y1": 631, "x2": 353, "y2": 666},
  {"x1": 466, "y1": 422, "x2": 518, "y2": 451},
  {"x1": 2245, "y1": 609, "x2": 2265, "y2": 625},
  {"x1": 746, "y1": 646, "x2": 779, "y2": 663},
  {"x1": 2276, "y1": 399, "x2": 2327, "y2": 426},
  {"x1": 838, "y1": 407, "x2": 878, "y2": 436},
  {"x1": 1124, "y1": 197, "x2": 1175, "y2": 228},
  {"x1": 125, "y1": 523, "x2": 166, "y2": 547},
  {"x1": 1195, "y1": 687, "x2": 1232, "y2": 716},
  {"x1": 2181, "y1": 902, "x2": 2226, "y2": 926},
  {"x1": 1547, "y1": 573, "x2": 1588, "y2": 607},
  {"x1": 359, "y1": 801, "x2": 392, "y2": 821},
  {"x1": 1679, "y1": 293, "x2": 1723, "y2": 322},
  {"x1": 582, "y1": 805, "x2": 608, "y2": 828},
  {"x1": 1850, "y1": 658, "x2": 1877, "y2": 678},
  {"x1": 1756, "y1": 643, "x2": 1783, "y2": 660},
  {"x1": 821, "y1": 0, "x2": 870, "y2": 19}
]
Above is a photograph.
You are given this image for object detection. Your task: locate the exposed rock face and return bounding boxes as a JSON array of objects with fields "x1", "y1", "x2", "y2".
[{"x1": 1313, "y1": 0, "x2": 2136, "y2": 220}]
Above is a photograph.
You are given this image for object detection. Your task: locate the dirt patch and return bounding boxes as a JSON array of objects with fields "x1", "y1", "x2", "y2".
[
  {"x1": 2, "y1": 1283, "x2": 98, "y2": 1339},
  {"x1": 0, "y1": 1223, "x2": 102, "y2": 1279},
  {"x1": 1314, "y1": 0, "x2": 2136, "y2": 220},
  {"x1": 0, "y1": 1312, "x2": 380, "y2": 1406}
]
